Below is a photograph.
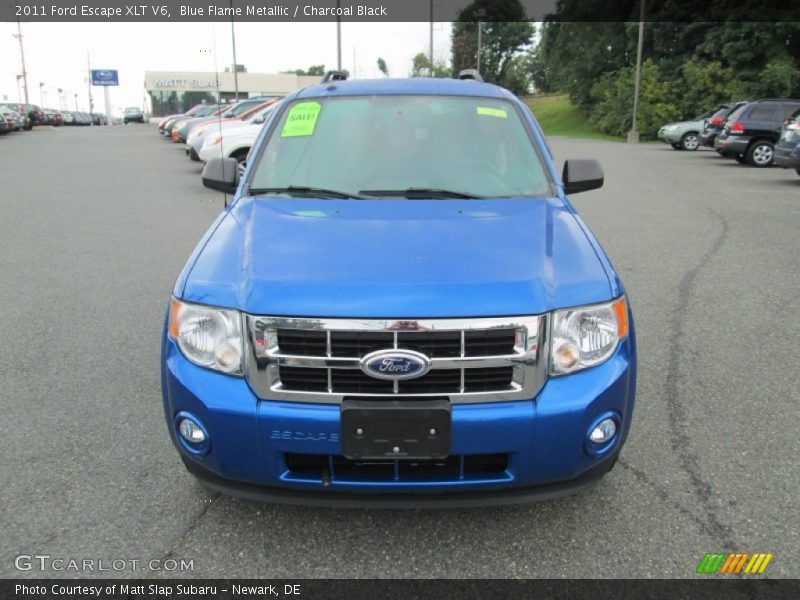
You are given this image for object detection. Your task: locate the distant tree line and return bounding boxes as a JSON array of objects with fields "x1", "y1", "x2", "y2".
[{"x1": 530, "y1": 17, "x2": 800, "y2": 136}]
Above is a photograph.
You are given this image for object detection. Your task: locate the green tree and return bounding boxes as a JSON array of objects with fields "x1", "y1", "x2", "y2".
[
  {"x1": 411, "y1": 53, "x2": 450, "y2": 78},
  {"x1": 450, "y1": 0, "x2": 533, "y2": 94},
  {"x1": 377, "y1": 58, "x2": 389, "y2": 77},
  {"x1": 283, "y1": 65, "x2": 328, "y2": 76},
  {"x1": 589, "y1": 60, "x2": 680, "y2": 137},
  {"x1": 532, "y1": 21, "x2": 631, "y2": 107},
  {"x1": 677, "y1": 59, "x2": 735, "y2": 117}
]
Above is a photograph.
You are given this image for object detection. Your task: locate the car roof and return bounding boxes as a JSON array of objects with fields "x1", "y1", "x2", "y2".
[
  {"x1": 295, "y1": 77, "x2": 511, "y2": 100},
  {"x1": 749, "y1": 98, "x2": 800, "y2": 104}
]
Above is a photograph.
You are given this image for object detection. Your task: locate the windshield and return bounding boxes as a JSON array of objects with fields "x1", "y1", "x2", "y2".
[
  {"x1": 194, "y1": 106, "x2": 221, "y2": 117},
  {"x1": 247, "y1": 103, "x2": 279, "y2": 122},
  {"x1": 221, "y1": 100, "x2": 262, "y2": 118},
  {"x1": 709, "y1": 106, "x2": 728, "y2": 119},
  {"x1": 248, "y1": 95, "x2": 551, "y2": 198}
]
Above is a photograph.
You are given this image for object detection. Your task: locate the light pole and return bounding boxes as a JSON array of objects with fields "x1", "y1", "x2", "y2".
[
  {"x1": 58, "y1": 88, "x2": 63, "y2": 110},
  {"x1": 472, "y1": 8, "x2": 486, "y2": 75},
  {"x1": 39, "y1": 82, "x2": 44, "y2": 107},
  {"x1": 476, "y1": 22, "x2": 482, "y2": 74},
  {"x1": 74, "y1": 93, "x2": 79, "y2": 111},
  {"x1": 628, "y1": 0, "x2": 646, "y2": 143},
  {"x1": 336, "y1": 0, "x2": 342, "y2": 70},
  {"x1": 230, "y1": 0, "x2": 239, "y2": 101},
  {"x1": 86, "y1": 53, "x2": 94, "y2": 115},
  {"x1": 16, "y1": 75, "x2": 23, "y2": 103},
  {"x1": 13, "y1": 20, "x2": 29, "y2": 103},
  {"x1": 429, "y1": 0, "x2": 434, "y2": 76}
]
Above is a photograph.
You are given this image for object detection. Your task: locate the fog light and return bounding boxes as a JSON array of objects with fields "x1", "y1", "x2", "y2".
[
  {"x1": 589, "y1": 418, "x2": 616, "y2": 444},
  {"x1": 178, "y1": 418, "x2": 206, "y2": 443}
]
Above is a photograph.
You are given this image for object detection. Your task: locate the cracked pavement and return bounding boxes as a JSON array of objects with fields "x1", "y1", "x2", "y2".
[{"x1": 0, "y1": 126, "x2": 797, "y2": 578}]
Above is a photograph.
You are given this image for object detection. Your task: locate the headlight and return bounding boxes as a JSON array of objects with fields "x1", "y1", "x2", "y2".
[
  {"x1": 168, "y1": 298, "x2": 243, "y2": 375},
  {"x1": 550, "y1": 296, "x2": 628, "y2": 375}
]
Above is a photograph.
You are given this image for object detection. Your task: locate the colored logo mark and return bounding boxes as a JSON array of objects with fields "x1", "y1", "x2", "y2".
[{"x1": 697, "y1": 552, "x2": 773, "y2": 575}]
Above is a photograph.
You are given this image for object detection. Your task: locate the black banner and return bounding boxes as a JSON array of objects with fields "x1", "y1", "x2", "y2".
[
  {"x1": 4, "y1": 579, "x2": 800, "y2": 600},
  {"x1": 4, "y1": 0, "x2": 800, "y2": 23}
]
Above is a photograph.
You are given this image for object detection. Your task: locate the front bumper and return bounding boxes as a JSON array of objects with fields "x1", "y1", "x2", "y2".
[
  {"x1": 658, "y1": 128, "x2": 681, "y2": 144},
  {"x1": 161, "y1": 326, "x2": 636, "y2": 506},
  {"x1": 700, "y1": 129, "x2": 719, "y2": 148}
]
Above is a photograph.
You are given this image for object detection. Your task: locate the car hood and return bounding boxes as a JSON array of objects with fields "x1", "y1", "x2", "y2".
[{"x1": 180, "y1": 197, "x2": 615, "y2": 318}]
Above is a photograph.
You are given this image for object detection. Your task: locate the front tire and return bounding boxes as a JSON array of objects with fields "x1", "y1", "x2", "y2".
[
  {"x1": 746, "y1": 141, "x2": 774, "y2": 167},
  {"x1": 680, "y1": 132, "x2": 700, "y2": 151}
]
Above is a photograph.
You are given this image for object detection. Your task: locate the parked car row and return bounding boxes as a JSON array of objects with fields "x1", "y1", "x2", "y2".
[
  {"x1": 0, "y1": 102, "x2": 111, "y2": 133},
  {"x1": 659, "y1": 98, "x2": 800, "y2": 176},
  {"x1": 157, "y1": 98, "x2": 283, "y2": 171}
]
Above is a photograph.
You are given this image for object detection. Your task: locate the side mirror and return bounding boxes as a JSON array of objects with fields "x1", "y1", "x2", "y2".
[
  {"x1": 202, "y1": 157, "x2": 239, "y2": 194},
  {"x1": 252, "y1": 115, "x2": 264, "y2": 124},
  {"x1": 562, "y1": 159, "x2": 604, "y2": 195}
]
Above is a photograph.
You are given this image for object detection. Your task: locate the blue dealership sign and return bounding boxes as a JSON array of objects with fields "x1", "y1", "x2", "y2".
[{"x1": 91, "y1": 69, "x2": 119, "y2": 86}]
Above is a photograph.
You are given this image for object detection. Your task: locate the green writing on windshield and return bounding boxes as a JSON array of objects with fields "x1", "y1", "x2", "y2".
[{"x1": 281, "y1": 102, "x2": 322, "y2": 137}]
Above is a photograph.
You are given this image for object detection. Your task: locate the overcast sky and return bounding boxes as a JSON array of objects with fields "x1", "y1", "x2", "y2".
[{"x1": 0, "y1": 21, "x2": 453, "y2": 114}]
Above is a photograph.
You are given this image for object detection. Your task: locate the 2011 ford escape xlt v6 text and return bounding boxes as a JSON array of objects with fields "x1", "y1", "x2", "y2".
[{"x1": 161, "y1": 73, "x2": 637, "y2": 507}]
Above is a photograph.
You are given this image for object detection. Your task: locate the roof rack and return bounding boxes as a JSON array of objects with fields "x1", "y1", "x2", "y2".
[
  {"x1": 322, "y1": 70, "x2": 348, "y2": 83},
  {"x1": 458, "y1": 69, "x2": 483, "y2": 82}
]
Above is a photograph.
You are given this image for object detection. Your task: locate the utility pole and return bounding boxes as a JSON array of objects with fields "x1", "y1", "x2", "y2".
[
  {"x1": 628, "y1": 0, "x2": 645, "y2": 143},
  {"x1": 14, "y1": 19, "x2": 29, "y2": 103},
  {"x1": 336, "y1": 0, "x2": 342, "y2": 70},
  {"x1": 429, "y1": 0, "x2": 434, "y2": 76},
  {"x1": 74, "y1": 93, "x2": 78, "y2": 111},
  {"x1": 87, "y1": 53, "x2": 94, "y2": 114},
  {"x1": 16, "y1": 75, "x2": 23, "y2": 103},
  {"x1": 230, "y1": 0, "x2": 239, "y2": 101},
  {"x1": 476, "y1": 22, "x2": 482, "y2": 74}
]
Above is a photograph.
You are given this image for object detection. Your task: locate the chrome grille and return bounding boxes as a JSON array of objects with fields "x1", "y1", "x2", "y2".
[{"x1": 244, "y1": 315, "x2": 547, "y2": 404}]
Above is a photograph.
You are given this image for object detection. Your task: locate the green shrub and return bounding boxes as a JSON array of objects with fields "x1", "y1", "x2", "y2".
[{"x1": 588, "y1": 60, "x2": 681, "y2": 138}]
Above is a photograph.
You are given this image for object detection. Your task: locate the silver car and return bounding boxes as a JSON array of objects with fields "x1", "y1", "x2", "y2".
[{"x1": 658, "y1": 110, "x2": 714, "y2": 151}]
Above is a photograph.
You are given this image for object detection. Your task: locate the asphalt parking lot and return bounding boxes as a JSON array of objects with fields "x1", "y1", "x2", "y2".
[{"x1": 1, "y1": 124, "x2": 798, "y2": 579}]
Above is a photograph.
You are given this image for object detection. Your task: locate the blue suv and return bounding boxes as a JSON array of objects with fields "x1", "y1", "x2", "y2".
[{"x1": 162, "y1": 74, "x2": 637, "y2": 507}]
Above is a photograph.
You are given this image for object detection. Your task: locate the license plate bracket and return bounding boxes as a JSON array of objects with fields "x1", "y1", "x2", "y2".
[{"x1": 340, "y1": 399, "x2": 451, "y2": 460}]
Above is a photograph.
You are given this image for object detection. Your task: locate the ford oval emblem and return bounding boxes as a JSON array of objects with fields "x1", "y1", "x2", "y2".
[{"x1": 360, "y1": 349, "x2": 431, "y2": 381}]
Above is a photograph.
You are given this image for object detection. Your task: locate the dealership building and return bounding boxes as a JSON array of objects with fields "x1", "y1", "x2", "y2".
[{"x1": 144, "y1": 70, "x2": 322, "y2": 116}]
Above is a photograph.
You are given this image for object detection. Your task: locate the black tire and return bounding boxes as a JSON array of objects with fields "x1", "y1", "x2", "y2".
[
  {"x1": 734, "y1": 154, "x2": 747, "y2": 164},
  {"x1": 671, "y1": 143, "x2": 682, "y2": 150},
  {"x1": 796, "y1": 169, "x2": 800, "y2": 177},
  {"x1": 746, "y1": 140, "x2": 774, "y2": 167},
  {"x1": 680, "y1": 132, "x2": 700, "y2": 151}
]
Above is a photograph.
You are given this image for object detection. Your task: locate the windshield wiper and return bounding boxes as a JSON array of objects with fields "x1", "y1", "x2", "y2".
[
  {"x1": 248, "y1": 186, "x2": 364, "y2": 199},
  {"x1": 359, "y1": 187, "x2": 485, "y2": 199}
]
